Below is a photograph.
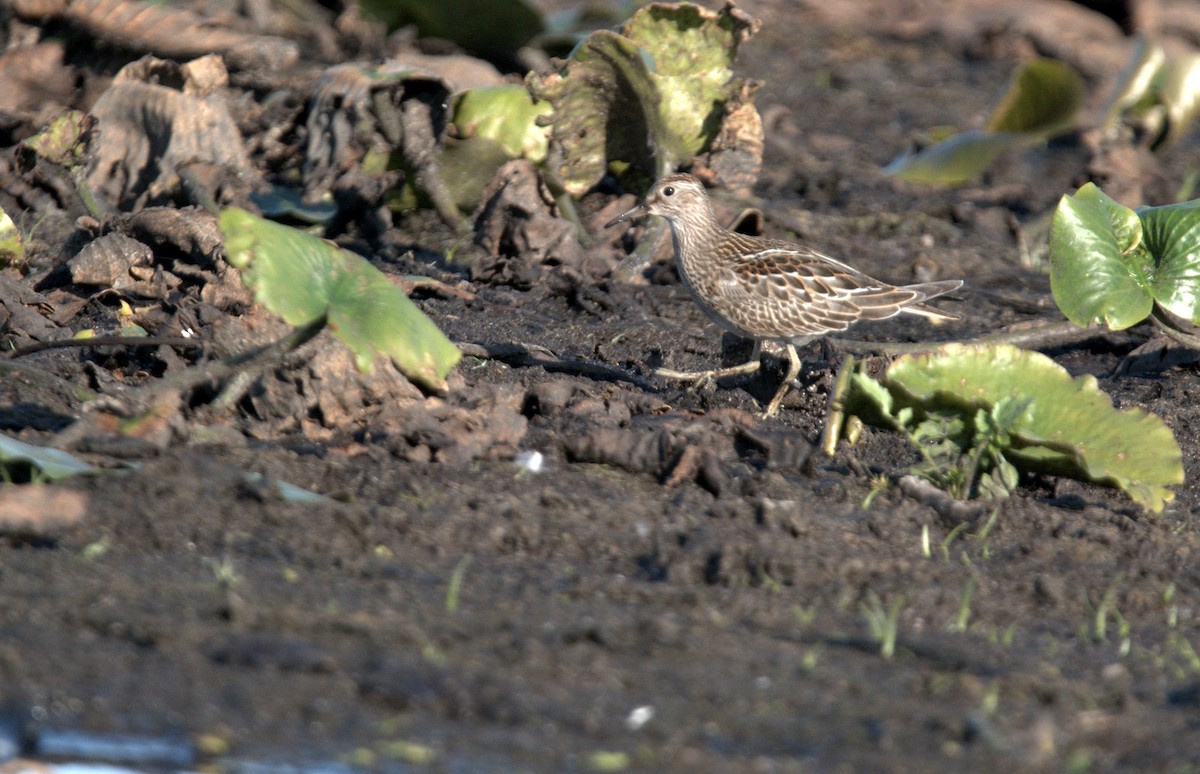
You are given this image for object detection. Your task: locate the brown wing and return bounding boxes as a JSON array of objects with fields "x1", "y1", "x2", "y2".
[{"x1": 715, "y1": 245, "x2": 935, "y2": 339}]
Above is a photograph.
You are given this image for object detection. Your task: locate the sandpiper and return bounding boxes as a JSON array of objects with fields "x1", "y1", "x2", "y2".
[{"x1": 606, "y1": 173, "x2": 962, "y2": 417}]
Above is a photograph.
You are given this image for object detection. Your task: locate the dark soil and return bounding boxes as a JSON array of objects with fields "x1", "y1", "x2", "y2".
[{"x1": 3, "y1": 0, "x2": 1200, "y2": 771}]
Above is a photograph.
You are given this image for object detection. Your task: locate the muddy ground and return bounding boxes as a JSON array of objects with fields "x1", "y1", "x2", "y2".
[{"x1": 3, "y1": 0, "x2": 1200, "y2": 771}]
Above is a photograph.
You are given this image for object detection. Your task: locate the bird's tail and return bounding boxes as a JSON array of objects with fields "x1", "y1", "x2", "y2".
[{"x1": 900, "y1": 279, "x2": 962, "y2": 320}]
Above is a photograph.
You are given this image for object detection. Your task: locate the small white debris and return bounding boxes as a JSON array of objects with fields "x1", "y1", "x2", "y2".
[
  {"x1": 625, "y1": 705, "x2": 654, "y2": 731},
  {"x1": 180, "y1": 327, "x2": 195, "y2": 338},
  {"x1": 515, "y1": 450, "x2": 544, "y2": 473}
]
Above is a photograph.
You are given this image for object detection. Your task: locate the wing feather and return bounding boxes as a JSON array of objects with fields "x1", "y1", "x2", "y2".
[{"x1": 709, "y1": 245, "x2": 959, "y2": 338}]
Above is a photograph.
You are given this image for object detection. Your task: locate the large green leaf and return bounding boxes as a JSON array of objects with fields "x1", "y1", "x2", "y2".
[
  {"x1": 527, "y1": 2, "x2": 759, "y2": 195},
  {"x1": 883, "y1": 130, "x2": 1029, "y2": 185},
  {"x1": 886, "y1": 58, "x2": 1083, "y2": 185},
  {"x1": 1049, "y1": 183, "x2": 1153, "y2": 329},
  {"x1": 1139, "y1": 198, "x2": 1200, "y2": 322},
  {"x1": 1101, "y1": 37, "x2": 1166, "y2": 129},
  {"x1": 451, "y1": 85, "x2": 552, "y2": 163},
  {"x1": 528, "y1": 30, "x2": 666, "y2": 195},
  {"x1": 1050, "y1": 183, "x2": 1200, "y2": 329},
  {"x1": 883, "y1": 344, "x2": 1183, "y2": 513},
  {"x1": 219, "y1": 208, "x2": 460, "y2": 392},
  {"x1": 1158, "y1": 54, "x2": 1200, "y2": 147},
  {"x1": 622, "y1": 2, "x2": 754, "y2": 158},
  {"x1": 0, "y1": 433, "x2": 96, "y2": 480},
  {"x1": 985, "y1": 58, "x2": 1085, "y2": 135},
  {"x1": 1101, "y1": 37, "x2": 1200, "y2": 150}
]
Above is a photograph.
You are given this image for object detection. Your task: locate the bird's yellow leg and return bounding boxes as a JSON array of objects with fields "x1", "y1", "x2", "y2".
[
  {"x1": 654, "y1": 341, "x2": 762, "y2": 382},
  {"x1": 761, "y1": 343, "x2": 802, "y2": 418}
]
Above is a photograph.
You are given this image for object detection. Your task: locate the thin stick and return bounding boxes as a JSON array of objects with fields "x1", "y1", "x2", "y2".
[
  {"x1": 4, "y1": 335, "x2": 202, "y2": 359},
  {"x1": 456, "y1": 341, "x2": 655, "y2": 391},
  {"x1": 831, "y1": 319, "x2": 1109, "y2": 356}
]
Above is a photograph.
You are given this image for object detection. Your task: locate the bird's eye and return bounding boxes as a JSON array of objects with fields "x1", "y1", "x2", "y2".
[{"x1": 663, "y1": 186, "x2": 675, "y2": 197}]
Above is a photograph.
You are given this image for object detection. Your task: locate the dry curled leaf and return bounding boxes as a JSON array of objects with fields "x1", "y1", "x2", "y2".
[
  {"x1": 87, "y1": 56, "x2": 258, "y2": 210},
  {"x1": 68, "y1": 232, "x2": 153, "y2": 287}
]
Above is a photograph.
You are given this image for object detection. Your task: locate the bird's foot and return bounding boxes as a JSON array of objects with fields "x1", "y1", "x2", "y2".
[
  {"x1": 761, "y1": 382, "x2": 794, "y2": 418},
  {"x1": 760, "y1": 344, "x2": 805, "y2": 419}
]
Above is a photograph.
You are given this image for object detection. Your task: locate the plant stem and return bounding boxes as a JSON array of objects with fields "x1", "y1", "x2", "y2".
[
  {"x1": 1149, "y1": 306, "x2": 1200, "y2": 349},
  {"x1": 72, "y1": 166, "x2": 107, "y2": 221}
]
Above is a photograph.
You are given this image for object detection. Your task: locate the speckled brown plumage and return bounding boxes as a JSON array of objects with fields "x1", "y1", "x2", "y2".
[{"x1": 606, "y1": 173, "x2": 962, "y2": 416}]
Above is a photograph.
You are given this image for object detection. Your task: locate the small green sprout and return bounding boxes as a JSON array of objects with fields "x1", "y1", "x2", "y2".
[
  {"x1": 445, "y1": 554, "x2": 473, "y2": 614},
  {"x1": 950, "y1": 576, "x2": 976, "y2": 633},
  {"x1": 860, "y1": 590, "x2": 905, "y2": 660}
]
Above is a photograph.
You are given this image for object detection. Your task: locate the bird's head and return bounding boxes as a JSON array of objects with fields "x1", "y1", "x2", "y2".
[{"x1": 604, "y1": 174, "x2": 709, "y2": 228}]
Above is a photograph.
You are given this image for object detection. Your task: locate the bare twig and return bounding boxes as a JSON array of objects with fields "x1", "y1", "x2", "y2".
[
  {"x1": 898, "y1": 474, "x2": 992, "y2": 525},
  {"x1": 831, "y1": 318, "x2": 1112, "y2": 356},
  {"x1": 456, "y1": 340, "x2": 655, "y2": 390},
  {"x1": 4, "y1": 335, "x2": 202, "y2": 359},
  {"x1": 52, "y1": 316, "x2": 328, "y2": 450}
]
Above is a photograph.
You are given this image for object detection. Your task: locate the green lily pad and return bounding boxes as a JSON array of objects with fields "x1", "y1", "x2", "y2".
[
  {"x1": 417, "y1": 84, "x2": 555, "y2": 211},
  {"x1": 879, "y1": 344, "x2": 1182, "y2": 513},
  {"x1": 387, "y1": 135, "x2": 513, "y2": 214},
  {"x1": 622, "y1": 2, "x2": 755, "y2": 158},
  {"x1": 1050, "y1": 183, "x2": 1153, "y2": 329},
  {"x1": 436, "y1": 137, "x2": 514, "y2": 211},
  {"x1": 883, "y1": 130, "x2": 1029, "y2": 185},
  {"x1": 1159, "y1": 53, "x2": 1200, "y2": 149},
  {"x1": 1051, "y1": 182, "x2": 1200, "y2": 328},
  {"x1": 529, "y1": 30, "x2": 666, "y2": 195},
  {"x1": 1102, "y1": 36, "x2": 1166, "y2": 129},
  {"x1": 0, "y1": 433, "x2": 96, "y2": 481},
  {"x1": 1101, "y1": 37, "x2": 1200, "y2": 149},
  {"x1": 1140, "y1": 197, "x2": 1200, "y2": 322},
  {"x1": 530, "y1": 30, "x2": 667, "y2": 194},
  {"x1": 219, "y1": 208, "x2": 460, "y2": 392}
]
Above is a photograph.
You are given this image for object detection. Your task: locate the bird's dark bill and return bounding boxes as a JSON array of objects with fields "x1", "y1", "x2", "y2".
[{"x1": 604, "y1": 202, "x2": 646, "y2": 229}]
